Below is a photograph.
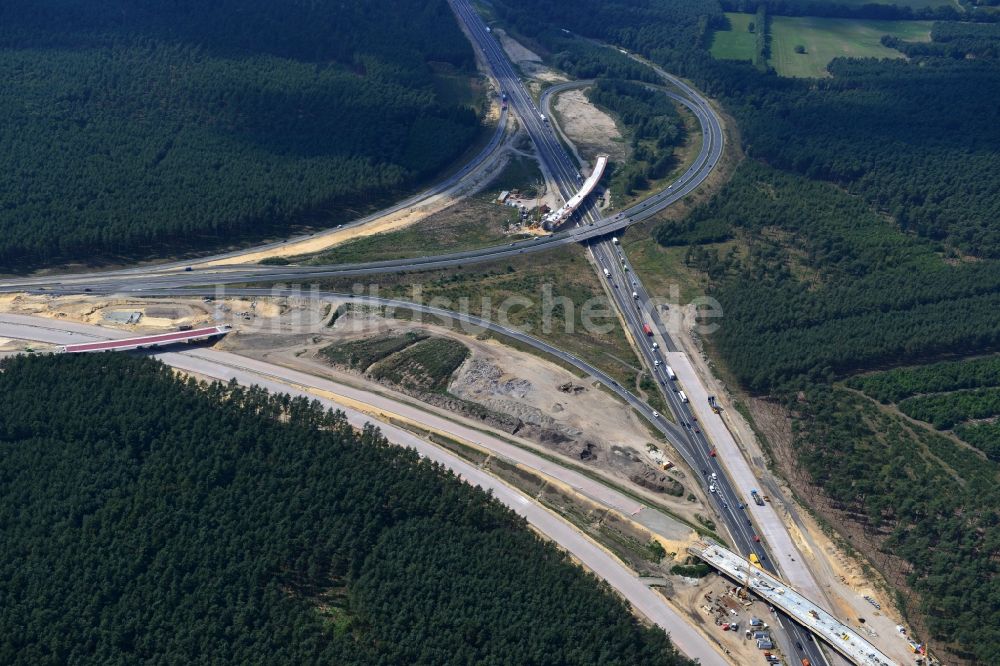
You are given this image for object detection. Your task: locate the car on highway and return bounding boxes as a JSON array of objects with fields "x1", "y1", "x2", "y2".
[
  {"x1": 709, "y1": 484, "x2": 716, "y2": 493},
  {"x1": 709, "y1": 449, "x2": 717, "y2": 457},
  {"x1": 754, "y1": 535, "x2": 761, "y2": 543},
  {"x1": 652, "y1": 411, "x2": 660, "y2": 418}
]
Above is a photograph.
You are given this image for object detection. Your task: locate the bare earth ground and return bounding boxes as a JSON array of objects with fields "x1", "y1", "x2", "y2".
[
  {"x1": 233, "y1": 308, "x2": 711, "y2": 527},
  {"x1": 187, "y1": 18, "x2": 511, "y2": 269},
  {"x1": 674, "y1": 304, "x2": 919, "y2": 665},
  {"x1": 201, "y1": 111, "x2": 514, "y2": 266},
  {"x1": 495, "y1": 29, "x2": 567, "y2": 85},
  {"x1": 1, "y1": 292, "x2": 708, "y2": 528},
  {"x1": 667, "y1": 575, "x2": 788, "y2": 665},
  {"x1": 552, "y1": 88, "x2": 628, "y2": 166}
]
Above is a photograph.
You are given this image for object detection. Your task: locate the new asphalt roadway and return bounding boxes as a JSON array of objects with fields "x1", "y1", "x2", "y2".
[{"x1": 0, "y1": 312, "x2": 730, "y2": 666}]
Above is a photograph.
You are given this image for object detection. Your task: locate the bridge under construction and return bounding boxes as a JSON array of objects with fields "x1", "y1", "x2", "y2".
[
  {"x1": 690, "y1": 540, "x2": 897, "y2": 666},
  {"x1": 542, "y1": 154, "x2": 608, "y2": 229}
]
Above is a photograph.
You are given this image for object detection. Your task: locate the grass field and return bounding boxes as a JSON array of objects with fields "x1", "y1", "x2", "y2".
[
  {"x1": 318, "y1": 244, "x2": 642, "y2": 385},
  {"x1": 709, "y1": 13, "x2": 757, "y2": 62},
  {"x1": 769, "y1": 16, "x2": 932, "y2": 77},
  {"x1": 306, "y1": 155, "x2": 543, "y2": 264},
  {"x1": 320, "y1": 332, "x2": 427, "y2": 371},
  {"x1": 369, "y1": 337, "x2": 470, "y2": 393},
  {"x1": 795, "y1": 0, "x2": 956, "y2": 8}
]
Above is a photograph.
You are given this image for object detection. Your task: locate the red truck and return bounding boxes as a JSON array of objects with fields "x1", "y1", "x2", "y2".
[{"x1": 642, "y1": 323, "x2": 653, "y2": 336}]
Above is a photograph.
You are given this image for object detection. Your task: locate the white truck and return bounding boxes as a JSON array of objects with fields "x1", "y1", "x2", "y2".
[
  {"x1": 678, "y1": 390, "x2": 689, "y2": 403},
  {"x1": 603, "y1": 268, "x2": 611, "y2": 278},
  {"x1": 665, "y1": 365, "x2": 676, "y2": 380},
  {"x1": 612, "y1": 236, "x2": 619, "y2": 245}
]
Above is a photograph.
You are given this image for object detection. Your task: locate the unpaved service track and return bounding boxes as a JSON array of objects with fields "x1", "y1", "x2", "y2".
[{"x1": 0, "y1": 311, "x2": 730, "y2": 666}]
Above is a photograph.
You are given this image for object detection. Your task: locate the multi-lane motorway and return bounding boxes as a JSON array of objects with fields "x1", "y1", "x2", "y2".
[
  {"x1": 0, "y1": 4, "x2": 723, "y2": 296},
  {"x1": 0, "y1": 312, "x2": 730, "y2": 666},
  {"x1": 447, "y1": 3, "x2": 833, "y2": 665},
  {"x1": 0, "y1": 2, "x2": 851, "y2": 663}
]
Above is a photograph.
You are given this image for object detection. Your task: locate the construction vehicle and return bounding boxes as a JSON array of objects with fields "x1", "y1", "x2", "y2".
[
  {"x1": 708, "y1": 395, "x2": 721, "y2": 413},
  {"x1": 749, "y1": 553, "x2": 762, "y2": 568},
  {"x1": 751, "y1": 489, "x2": 765, "y2": 506}
]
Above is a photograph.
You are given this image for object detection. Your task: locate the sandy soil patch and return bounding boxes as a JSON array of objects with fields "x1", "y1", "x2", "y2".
[
  {"x1": 495, "y1": 30, "x2": 567, "y2": 84},
  {"x1": 198, "y1": 130, "x2": 515, "y2": 267},
  {"x1": 665, "y1": 574, "x2": 782, "y2": 666},
  {"x1": 553, "y1": 88, "x2": 628, "y2": 164},
  {"x1": 0, "y1": 293, "x2": 330, "y2": 338},
  {"x1": 215, "y1": 307, "x2": 709, "y2": 524},
  {"x1": 674, "y1": 305, "x2": 917, "y2": 664}
]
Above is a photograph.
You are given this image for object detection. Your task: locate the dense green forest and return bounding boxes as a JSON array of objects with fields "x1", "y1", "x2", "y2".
[
  {"x1": 495, "y1": 1, "x2": 1000, "y2": 259},
  {"x1": 899, "y1": 387, "x2": 1000, "y2": 429},
  {"x1": 0, "y1": 353, "x2": 694, "y2": 665},
  {"x1": 663, "y1": 162, "x2": 1000, "y2": 392},
  {"x1": 790, "y1": 385, "x2": 1000, "y2": 663},
  {"x1": 585, "y1": 79, "x2": 686, "y2": 197},
  {"x1": 490, "y1": 0, "x2": 1000, "y2": 660},
  {"x1": 954, "y1": 421, "x2": 1000, "y2": 461},
  {"x1": 847, "y1": 355, "x2": 1000, "y2": 404},
  {"x1": 848, "y1": 357, "x2": 1000, "y2": 458},
  {"x1": 883, "y1": 20, "x2": 1000, "y2": 57},
  {"x1": 0, "y1": 0, "x2": 483, "y2": 267},
  {"x1": 722, "y1": 0, "x2": 965, "y2": 20}
]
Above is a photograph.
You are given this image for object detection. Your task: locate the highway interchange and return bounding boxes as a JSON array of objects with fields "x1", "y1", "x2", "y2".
[
  {"x1": 449, "y1": 2, "x2": 832, "y2": 664},
  {"x1": 0, "y1": 312, "x2": 731, "y2": 666},
  {"x1": 0, "y1": 1, "x2": 874, "y2": 663}
]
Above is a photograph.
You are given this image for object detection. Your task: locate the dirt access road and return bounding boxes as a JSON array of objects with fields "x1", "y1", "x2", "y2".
[{"x1": 0, "y1": 310, "x2": 732, "y2": 666}]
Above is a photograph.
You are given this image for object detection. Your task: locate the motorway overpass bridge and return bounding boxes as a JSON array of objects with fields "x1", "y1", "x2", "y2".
[
  {"x1": 690, "y1": 540, "x2": 898, "y2": 666},
  {"x1": 59, "y1": 326, "x2": 232, "y2": 353}
]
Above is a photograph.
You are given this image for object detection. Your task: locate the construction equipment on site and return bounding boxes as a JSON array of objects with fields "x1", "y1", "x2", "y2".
[{"x1": 708, "y1": 395, "x2": 721, "y2": 413}]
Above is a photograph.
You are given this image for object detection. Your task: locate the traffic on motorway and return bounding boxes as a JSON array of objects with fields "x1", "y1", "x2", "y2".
[
  {"x1": 0, "y1": 1, "x2": 847, "y2": 663},
  {"x1": 448, "y1": 2, "x2": 833, "y2": 664}
]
